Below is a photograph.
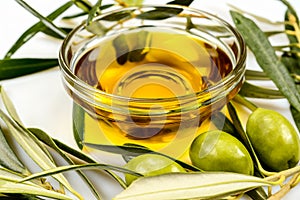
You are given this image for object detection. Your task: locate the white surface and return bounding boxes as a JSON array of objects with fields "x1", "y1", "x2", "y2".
[{"x1": 1, "y1": 0, "x2": 300, "y2": 199}]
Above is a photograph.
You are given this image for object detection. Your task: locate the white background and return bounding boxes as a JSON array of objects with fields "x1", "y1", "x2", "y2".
[{"x1": 1, "y1": 0, "x2": 300, "y2": 199}]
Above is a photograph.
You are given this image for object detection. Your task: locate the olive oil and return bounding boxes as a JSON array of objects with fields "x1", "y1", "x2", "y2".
[{"x1": 72, "y1": 27, "x2": 235, "y2": 155}]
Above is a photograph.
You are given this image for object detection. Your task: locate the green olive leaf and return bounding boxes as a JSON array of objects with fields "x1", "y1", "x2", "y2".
[
  {"x1": 113, "y1": 172, "x2": 272, "y2": 200},
  {"x1": 137, "y1": 6, "x2": 183, "y2": 20},
  {"x1": 28, "y1": 128, "x2": 103, "y2": 199},
  {"x1": 20, "y1": 163, "x2": 141, "y2": 183},
  {"x1": 0, "y1": 104, "x2": 81, "y2": 199},
  {"x1": 0, "y1": 179, "x2": 73, "y2": 200},
  {"x1": 0, "y1": 168, "x2": 72, "y2": 200},
  {"x1": 15, "y1": 0, "x2": 67, "y2": 39},
  {"x1": 0, "y1": 87, "x2": 93, "y2": 198},
  {"x1": 245, "y1": 70, "x2": 269, "y2": 80},
  {"x1": 72, "y1": 0, "x2": 93, "y2": 12},
  {"x1": 282, "y1": 0, "x2": 299, "y2": 48},
  {"x1": 211, "y1": 112, "x2": 238, "y2": 137},
  {"x1": 5, "y1": 1, "x2": 73, "y2": 58},
  {"x1": 0, "y1": 127, "x2": 28, "y2": 175},
  {"x1": 230, "y1": 11, "x2": 300, "y2": 112},
  {"x1": 72, "y1": 103, "x2": 85, "y2": 149},
  {"x1": 86, "y1": 0, "x2": 102, "y2": 26},
  {"x1": 0, "y1": 58, "x2": 58, "y2": 80},
  {"x1": 29, "y1": 126, "x2": 127, "y2": 189},
  {"x1": 123, "y1": 0, "x2": 144, "y2": 6},
  {"x1": 84, "y1": 143, "x2": 201, "y2": 172},
  {"x1": 239, "y1": 81, "x2": 284, "y2": 99},
  {"x1": 167, "y1": 0, "x2": 194, "y2": 6},
  {"x1": 0, "y1": 86, "x2": 53, "y2": 159}
]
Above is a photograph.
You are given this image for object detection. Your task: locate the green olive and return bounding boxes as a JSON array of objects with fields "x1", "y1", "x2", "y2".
[
  {"x1": 246, "y1": 108, "x2": 300, "y2": 171},
  {"x1": 124, "y1": 154, "x2": 186, "y2": 185},
  {"x1": 189, "y1": 130, "x2": 254, "y2": 175}
]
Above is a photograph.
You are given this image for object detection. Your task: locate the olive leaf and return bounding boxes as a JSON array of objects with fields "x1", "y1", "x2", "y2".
[
  {"x1": 0, "y1": 127, "x2": 28, "y2": 175},
  {"x1": 20, "y1": 163, "x2": 142, "y2": 183},
  {"x1": 281, "y1": 0, "x2": 299, "y2": 48},
  {"x1": 239, "y1": 81, "x2": 284, "y2": 99},
  {"x1": 4, "y1": 1, "x2": 73, "y2": 58},
  {"x1": 28, "y1": 128, "x2": 103, "y2": 199},
  {"x1": 41, "y1": 27, "x2": 73, "y2": 39},
  {"x1": 113, "y1": 172, "x2": 272, "y2": 200},
  {"x1": 72, "y1": 103, "x2": 85, "y2": 149},
  {"x1": 137, "y1": 0, "x2": 194, "y2": 20},
  {"x1": 0, "y1": 168, "x2": 70, "y2": 199},
  {"x1": 0, "y1": 109, "x2": 82, "y2": 198},
  {"x1": 210, "y1": 111, "x2": 243, "y2": 141},
  {"x1": 84, "y1": 143, "x2": 201, "y2": 171},
  {"x1": 86, "y1": 0, "x2": 103, "y2": 26},
  {"x1": 0, "y1": 88, "x2": 82, "y2": 199},
  {"x1": 28, "y1": 126, "x2": 127, "y2": 189},
  {"x1": 137, "y1": 6, "x2": 183, "y2": 20},
  {"x1": 15, "y1": 0, "x2": 67, "y2": 39},
  {"x1": 245, "y1": 70, "x2": 269, "y2": 80},
  {"x1": 230, "y1": 11, "x2": 300, "y2": 112},
  {"x1": 0, "y1": 86, "x2": 53, "y2": 159},
  {"x1": 72, "y1": 0, "x2": 93, "y2": 12},
  {"x1": 123, "y1": 0, "x2": 144, "y2": 6},
  {"x1": 0, "y1": 179, "x2": 73, "y2": 200},
  {"x1": 0, "y1": 58, "x2": 58, "y2": 80}
]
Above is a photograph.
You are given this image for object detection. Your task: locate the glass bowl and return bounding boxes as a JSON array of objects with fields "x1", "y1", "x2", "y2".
[{"x1": 58, "y1": 4, "x2": 246, "y2": 158}]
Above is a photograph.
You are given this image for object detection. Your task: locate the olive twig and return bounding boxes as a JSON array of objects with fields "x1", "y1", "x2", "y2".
[
  {"x1": 267, "y1": 172, "x2": 300, "y2": 200},
  {"x1": 233, "y1": 94, "x2": 258, "y2": 112},
  {"x1": 265, "y1": 165, "x2": 300, "y2": 182}
]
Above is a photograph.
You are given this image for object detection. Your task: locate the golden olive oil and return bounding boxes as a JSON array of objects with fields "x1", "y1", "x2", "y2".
[{"x1": 72, "y1": 27, "x2": 234, "y2": 154}]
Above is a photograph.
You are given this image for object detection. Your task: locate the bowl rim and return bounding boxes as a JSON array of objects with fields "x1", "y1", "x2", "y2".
[{"x1": 58, "y1": 4, "x2": 247, "y2": 104}]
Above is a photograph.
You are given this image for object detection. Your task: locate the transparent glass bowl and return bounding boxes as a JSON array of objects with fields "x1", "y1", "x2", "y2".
[{"x1": 58, "y1": 5, "x2": 246, "y2": 157}]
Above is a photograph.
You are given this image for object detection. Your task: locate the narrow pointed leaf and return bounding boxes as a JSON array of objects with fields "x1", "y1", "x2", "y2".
[
  {"x1": 28, "y1": 128, "x2": 102, "y2": 199},
  {"x1": 0, "y1": 168, "x2": 34, "y2": 185},
  {"x1": 29, "y1": 127, "x2": 127, "y2": 189},
  {"x1": 123, "y1": 0, "x2": 144, "y2": 6},
  {"x1": 239, "y1": 81, "x2": 284, "y2": 99},
  {"x1": 0, "y1": 58, "x2": 58, "y2": 80},
  {"x1": 167, "y1": 0, "x2": 194, "y2": 6},
  {"x1": 72, "y1": 103, "x2": 84, "y2": 149},
  {"x1": 211, "y1": 111, "x2": 242, "y2": 140},
  {"x1": 114, "y1": 172, "x2": 271, "y2": 200},
  {"x1": 0, "y1": 86, "x2": 53, "y2": 159},
  {"x1": 86, "y1": 0, "x2": 103, "y2": 26},
  {"x1": 85, "y1": 143, "x2": 201, "y2": 171},
  {"x1": 282, "y1": 0, "x2": 299, "y2": 49},
  {"x1": 41, "y1": 27, "x2": 73, "y2": 39},
  {"x1": 245, "y1": 70, "x2": 269, "y2": 80},
  {"x1": 72, "y1": 0, "x2": 92, "y2": 12},
  {"x1": 21, "y1": 163, "x2": 141, "y2": 183},
  {"x1": 0, "y1": 179, "x2": 72, "y2": 200},
  {"x1": 15, "y1": 0, "x2": 67, "y2": 38},
  {"x1": 5, "y1": 1, "x2": 73, "y2": 58},
  {"x1": 0, "y1": 127, "x2": 27, "y2": 174},
  {"x1": 230, "y1": 11, "x2": 300, "y2": 111},
  {"x1": 0, "y1": 109, "x2": 80, "y2": 198},
  {"x1": 0, "y1": 86, "x2": 23, "y2": 123}
]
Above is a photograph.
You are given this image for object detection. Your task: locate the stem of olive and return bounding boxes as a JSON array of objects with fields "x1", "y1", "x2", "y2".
[
  {"x1": 265, "y1": 165, "x2": 300, "y2": 182},
  {"x1": 287, "y1": 13, "x2": 300, "y2": 45},
  {"x1": 233, "y1": 94, "x2": 258, "y2": 112},
  {"x1": 267, "y1": 172, "x2": 300, "y2": 200}
]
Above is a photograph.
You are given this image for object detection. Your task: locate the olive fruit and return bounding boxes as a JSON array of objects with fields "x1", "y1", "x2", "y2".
[
  {"x1": 124, "y1": 154, "x2": 186, "y2": 185},
  {"x1": 246, "y1": 108, "x2": 300, "y2": 171},
  {"x1": 189, "y1": 130, "x2": 254, "y2": 175}
]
